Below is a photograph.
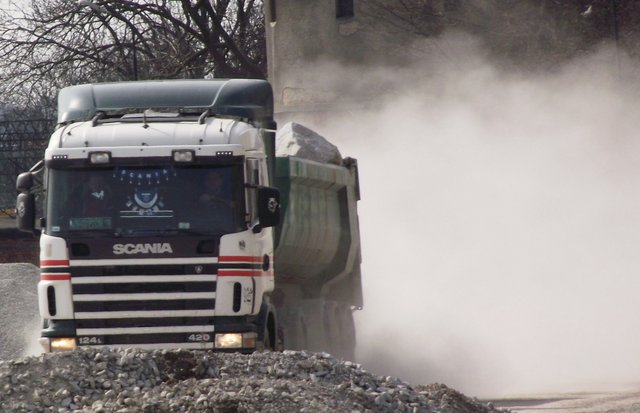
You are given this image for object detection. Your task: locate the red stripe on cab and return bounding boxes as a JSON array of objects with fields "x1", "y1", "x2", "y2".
[
  {"x1": 218, "y1": 256, "x2": 263, "y2": 263},
  {"x1": 40, "y1": 260, "x2": 70, "y2": 267},
  {"x1": 40, "y1": 273, "x2": 71, "y2": 281},
  {"x1": 218, "y1": 269, "x2": 261, "y2": 277}
]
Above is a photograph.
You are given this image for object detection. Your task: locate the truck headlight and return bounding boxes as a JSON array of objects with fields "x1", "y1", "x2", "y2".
[
  {"x1": 89, "y1": 151, "x2": 111, "y2": 164},
  {"x1": 214, "y1": 332, "x2": 257, "y2": 349},
  {"x1": 50, "y1": 337, "x2": 77, "y2": 352},
  {"x1": 173, "y1": 150, "x2": 194, "y2": 162}
]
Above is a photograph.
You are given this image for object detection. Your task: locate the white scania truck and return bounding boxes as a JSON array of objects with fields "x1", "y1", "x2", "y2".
[{"x1": 16, "y1": 80, "x2": 362, "y2": 359}]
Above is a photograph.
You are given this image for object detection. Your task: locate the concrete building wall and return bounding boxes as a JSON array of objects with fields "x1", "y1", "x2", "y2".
[
  {"x1": 263, "y1": 0, "x2": 507, "y2": 121},
  {"x1": 265, "y1": 0, "x2": 433, "y2": 117}
]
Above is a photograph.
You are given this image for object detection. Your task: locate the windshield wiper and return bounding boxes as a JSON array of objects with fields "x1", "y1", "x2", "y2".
[
  {"x1": 171, "y1": 228, "x2": 209, "y2": 236},
  {"x1": 60, "y1": 229, "x2": 120, "y2": 238}
]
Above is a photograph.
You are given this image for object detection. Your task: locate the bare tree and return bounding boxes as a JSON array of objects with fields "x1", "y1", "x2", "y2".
[
  {"x1": 0, "y1": 0, "x2": 266, "y2": 109},
  {"x1": 359, "y1": 0, "x2": 640, "y2": 69},
  {"x1": 361, "y1": 0, "x2": 449, "y2": 38}
]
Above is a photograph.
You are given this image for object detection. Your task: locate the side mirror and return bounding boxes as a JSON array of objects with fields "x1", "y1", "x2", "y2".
[
  {"x1": 16, "y1": 192, "x2": 36, "y2": 233},
  {"x1": 16, "y1": 172, "x2": 34, "y2": 192},
  {"x1": 257, "y1": 186, "x2": 281, "y2": 230}
]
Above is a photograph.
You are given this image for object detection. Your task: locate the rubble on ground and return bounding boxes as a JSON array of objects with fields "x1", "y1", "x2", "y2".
[{"x1": 0, "y1": 348, "x2": 505, "y2": 413}]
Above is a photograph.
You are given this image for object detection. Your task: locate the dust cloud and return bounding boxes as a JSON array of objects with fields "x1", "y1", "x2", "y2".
[{"x1": 304, "y1": 34, "x2": 640, "y2": 397}]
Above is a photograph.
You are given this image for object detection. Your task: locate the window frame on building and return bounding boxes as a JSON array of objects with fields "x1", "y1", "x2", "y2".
[{"x1": 335, "y1": 0, "x2": 354, "y2": 19}]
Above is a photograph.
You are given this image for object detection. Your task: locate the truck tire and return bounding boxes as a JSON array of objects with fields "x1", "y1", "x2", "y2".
[
  {"x1": 298, "y1": 299, "x2": 330, "y2": 353},
  {"x1": 256, "y1": 302, "x2": 277, "y2": 352},
  {"x1": 257, "y1": 317, "x2": 276, "y2": 352},
  {"x1": 323, "y1": 301, "x2": 356, "y2": 360},
  {"x1": 278, "y1": 306, "x2": 308, "y2": 351},
  {"x1": 263, "y1": 326, "x2": 272, "y2": 351},
  {"x1": 324, "y1": 300, "x2": 341, "y2": 355},
  {"x1": 338, "y1": 305, "x2": 356, "y2": 361},
  {"x1": 298, "y1": 299, "x2": 356, "y2": 359}
]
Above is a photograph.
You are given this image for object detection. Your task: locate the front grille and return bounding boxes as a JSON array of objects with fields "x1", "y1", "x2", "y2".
[{"x1": 70, "y1": 263, "x2": 217, "y2": 349}]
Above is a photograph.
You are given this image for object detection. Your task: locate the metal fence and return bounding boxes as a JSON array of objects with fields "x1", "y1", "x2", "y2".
[{"x1": 0, "y1": 118, "x2": 53, "y2": 209}]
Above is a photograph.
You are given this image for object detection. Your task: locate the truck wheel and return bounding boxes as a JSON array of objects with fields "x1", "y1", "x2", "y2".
[
  {"x1": 299, "y1": 299, "x2": 329, "y2": 353},
  {"x1": 324, "y1": 300, "x2": 340, "y2": 355},
  {"x1": 276, "y1": 324, "x2": 285, "y2": 352},
  {"x1": 339, "y1": 306, "x2": 356, "y2": 361},
  {"x1": 256, "y1": 303, "x2": 277, "y2": 352},
  {"x1": 256, "y1": 322, "x2": 274, "y2": 352},
  {"x1": 299, "y1": 318, "x2": 309, "y2": 351},
  {"x1": 278, "y1": 307, "x2": 307, "y2": 351},
  {"x1": 263, "y1": 327, "x2": 272, "y2": 351},
  {"x1": 324, "y1": 301, "x2": 355, "y2": 360}
]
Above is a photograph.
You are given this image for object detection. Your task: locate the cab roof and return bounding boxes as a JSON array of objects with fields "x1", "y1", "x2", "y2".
[{"x1": 57, "y1": 79, "x2": 274, "y2": 126}]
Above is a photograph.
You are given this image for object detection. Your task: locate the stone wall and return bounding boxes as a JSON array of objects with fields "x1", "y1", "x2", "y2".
[{"x1": 265, "y1": 0, "x2": 433, "y2": 115}]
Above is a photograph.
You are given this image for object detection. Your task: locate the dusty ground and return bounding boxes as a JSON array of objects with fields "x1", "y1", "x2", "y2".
[{"x1": 492, "y1": 391, "x2": 640, "y2": 413}]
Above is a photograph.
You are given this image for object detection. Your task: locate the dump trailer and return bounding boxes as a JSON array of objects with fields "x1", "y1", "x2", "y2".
[
  {"x1": 15, "y1": 79, "x2": 362, "y2": 359},
  {"x1": 273, "y1": 123, "x2": 362, "y2": 359}
]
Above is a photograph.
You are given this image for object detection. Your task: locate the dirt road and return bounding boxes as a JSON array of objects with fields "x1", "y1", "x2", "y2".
[{"x1": 492, "y1": 391, "x2": 640, "y2": 413}]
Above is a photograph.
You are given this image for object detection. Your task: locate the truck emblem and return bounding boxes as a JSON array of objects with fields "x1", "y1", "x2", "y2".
[
  {"x1": 134, "y1": 188, "x2": 158, "y2": 209},
  {"x1": 113, "y1": 243, "x2": 174, "y2": 255}
]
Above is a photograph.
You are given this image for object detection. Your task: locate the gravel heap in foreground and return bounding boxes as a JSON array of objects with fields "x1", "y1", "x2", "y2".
[{"x1": 0, "y1": 348, "x2": 505, "y2": 413}]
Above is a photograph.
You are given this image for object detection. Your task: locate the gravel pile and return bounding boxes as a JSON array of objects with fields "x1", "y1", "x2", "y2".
[{"x1": 0, "y1": 348, "x2": 505, "y2": 413}]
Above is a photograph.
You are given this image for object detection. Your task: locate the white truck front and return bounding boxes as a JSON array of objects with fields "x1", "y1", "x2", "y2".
[{"x1": 16, "y1": 80, "x2": 281, "y2": 353}]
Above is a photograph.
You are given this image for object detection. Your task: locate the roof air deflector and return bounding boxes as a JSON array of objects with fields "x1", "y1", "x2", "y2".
[{"x1": 57, "y1": 79, "x2": 274, "y2": 126}]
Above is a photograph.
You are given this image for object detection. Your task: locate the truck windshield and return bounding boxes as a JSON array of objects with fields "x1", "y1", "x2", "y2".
[{"x1": 46, "y1": 165, "x2": 245, "y2": 237}]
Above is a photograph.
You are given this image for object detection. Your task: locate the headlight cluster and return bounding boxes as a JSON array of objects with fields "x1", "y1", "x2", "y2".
[
  {"x1": 214, "y1": 332, "x2": 257, "y2": 349},
  {"x1": 40, "y1": 337, "x2": 77, "y2": 352}
]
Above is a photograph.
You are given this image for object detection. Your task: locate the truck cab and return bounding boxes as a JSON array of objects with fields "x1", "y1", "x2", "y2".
[{"x1": 16, "y1": 80, "x2": 281, "y2": 352}]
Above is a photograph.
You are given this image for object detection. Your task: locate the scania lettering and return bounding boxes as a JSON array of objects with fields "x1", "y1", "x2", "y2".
[
  {"x1": 112, "y1": 243, "x2": 174, "y2": 255},
  {"x1": 16, "y1": 80, "x2": 362, "y2": 358}
]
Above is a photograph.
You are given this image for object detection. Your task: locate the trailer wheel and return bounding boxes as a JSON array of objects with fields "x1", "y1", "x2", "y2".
[
  {"x1": 278, "y1": 307, "x2": 307, "y2": 351},
  {"x1": 299, "y1": 317, "x2": 309, "y2": 351},
  {"x1": 339, "y1": 306, "x2": 356, "y2": 361},
  {"x1": 324, "y1": 300, "x2": 341, "y2": 355},
  {"x1": 324, "y1": 302, "x2": 356, "y2": 360},
  {"x1": 298, "y1": 299, "x2": 329, "y2": 353}
]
